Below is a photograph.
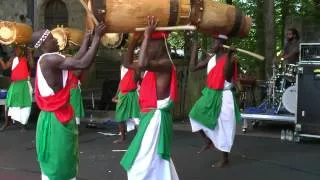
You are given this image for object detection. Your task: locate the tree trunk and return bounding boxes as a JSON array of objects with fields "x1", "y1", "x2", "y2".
[
  {"x1": 280, "y1": 0, "x2": 290, "y2": 48},
  {"x1": 256, "y1": 0, "x2": 265, "y2": 80},
  {"x1": 264, "y1": 0, "x2": 276, "y2": 79}
]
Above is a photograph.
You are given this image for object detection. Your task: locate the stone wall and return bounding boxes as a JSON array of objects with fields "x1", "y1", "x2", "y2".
[
  {"x1": 0, "y1": 0, "x2": 28, "y2": 21},
  {"x1": 34, "y1": 0, "x2": 85, "y2": 30}
]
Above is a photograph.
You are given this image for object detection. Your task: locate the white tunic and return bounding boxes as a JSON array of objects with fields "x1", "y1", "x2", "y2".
[{"x1": 189, "y1": 56, "x2": 236, "y2": 153}]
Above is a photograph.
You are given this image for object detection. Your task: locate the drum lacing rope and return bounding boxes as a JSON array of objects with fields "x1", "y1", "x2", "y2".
[{"x1": 163, "y1": 34, "x2": 176, "y2": 70}]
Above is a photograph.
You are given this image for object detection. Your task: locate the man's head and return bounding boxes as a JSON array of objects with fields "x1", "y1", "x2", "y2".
[
  {"x1": 147, "y1": 32, "x2": 169, "y2": 59},
  {"x1": 287, "y1": 28, "x2": 299, "y2": 41},
  {"x1": 19, "y1": 14, "x2": 25, "y2": 21},
  {"x1": 14, "y1": 46, "x2": 24, "y2": 57},
  {"x1": 212, "y1": 34, "x2": 228, "y2": 52},
  {"x1": 31, "y1": 29, "x2": 59, "y2": 53}
]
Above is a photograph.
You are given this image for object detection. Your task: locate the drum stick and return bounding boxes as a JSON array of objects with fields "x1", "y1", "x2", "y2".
[
  {"x1": 135, "y1": 25, "x2": 197, "y2": 31},
  {"x1": 222, "y1": 45, "x2": 265, "y2": 61},
  {"x1": 78, "y1": 0, "x2": 99, "y2": 26}
]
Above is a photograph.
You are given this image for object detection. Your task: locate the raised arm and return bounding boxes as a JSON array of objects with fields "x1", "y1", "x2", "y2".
[
  {"x1": 224, "y1": 46, "x2": 236, "y2": 82},
  {"x1": 189, "y1": 39, "x2": 212, "y2": 72},
  {"x1": 27, "y1": 47, "x2": 35, "y2": 69},
  {"x1": 137, "y1": 16, "x2": 172, "y2": 72},
  {"x1": 56, "y1": 23, "x2": 107, "y2": 70},
  {"x1": 123, "y1": 33, "x2": 141, "y2": 70},
  {"x1": 73, "y1": 31, "x2": 92, "y2": 59}
]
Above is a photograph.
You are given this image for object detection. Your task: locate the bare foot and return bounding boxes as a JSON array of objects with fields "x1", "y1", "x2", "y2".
[
  {"x1": 197, "y1": 142, "x2": 213, "y2": 154},
  {"x1": 113, "y1": 138, "x2": 125, "y2": 144},
  {"x1": 212, "y1": 160, "x2": 229, "y2": 168}
]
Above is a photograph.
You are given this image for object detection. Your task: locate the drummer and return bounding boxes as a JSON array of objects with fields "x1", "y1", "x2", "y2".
[{"x1": 282, "y1": 28, "x2": 300, "y2": 65}]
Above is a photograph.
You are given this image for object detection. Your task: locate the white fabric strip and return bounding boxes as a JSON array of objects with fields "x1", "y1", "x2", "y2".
[
  {"x1": 11, "y1": 57, "x2": 19, "y2": 70},
  {"x1": 37, "y1": 52, "x2": 68, "y2": 97},
  {"x1": 127, "y1": 97, "x2": 179, "y2": 180},
  {"x1": 120, "y1": 65, "x2": 128, "y2": 80},
  {"x1": 207, "y1": 55, "x2": 216, "y2": 74}
]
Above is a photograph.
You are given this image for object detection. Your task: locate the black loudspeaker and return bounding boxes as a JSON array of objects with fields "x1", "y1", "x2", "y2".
[{"x1": 296, "y1": 62, "x2": 320, "y2": 135}]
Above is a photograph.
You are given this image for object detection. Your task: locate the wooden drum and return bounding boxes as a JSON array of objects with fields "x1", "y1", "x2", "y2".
[
  {"x1": 190, "y1": 0, "x2": 252, "y2": 37},
  {"x1": 0, "y1": 21, "x2": 32, "y2": 45},
  {"x1": 85, "y1": 0, "x2": 191, "y2": 32}
]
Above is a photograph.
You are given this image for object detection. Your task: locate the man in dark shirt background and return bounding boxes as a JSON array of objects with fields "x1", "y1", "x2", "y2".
[{"x1": 283, "y1": 28, "x2": 300, "y2": 64}]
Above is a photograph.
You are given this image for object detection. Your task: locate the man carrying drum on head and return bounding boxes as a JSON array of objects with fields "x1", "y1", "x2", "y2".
[
  {"x1": 189, "y1": 33, "x2": 241, "y2": 168},
  {"x1": 120, "y1": 16, "x2": 180, "y2": 180},
  {"x1": 31, "y1": 22, "x2": 107, "y2": 180}
]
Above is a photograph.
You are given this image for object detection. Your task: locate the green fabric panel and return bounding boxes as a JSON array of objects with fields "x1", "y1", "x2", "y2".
[
  {"x1": 120, "y1": 100, "x2": 174, "y2": 171},
  {"x1": 189, "y1": 87, "x2": 241, "y2": 129},
  {"x1": 6, "y1": 80, "x2": 32, "y2": 107},
  {"x1": 70, "y1": 87, "x2": 85, "y2": 118},
  {"x1": 115, "y1": 91, "x2": 140, "y2": 122},
  {"x1": 189, "y1": 87, "x2": 223, "y2": 129},
  {"x1": 36, "y1": 111, "x2": 78, "y2": 180}
]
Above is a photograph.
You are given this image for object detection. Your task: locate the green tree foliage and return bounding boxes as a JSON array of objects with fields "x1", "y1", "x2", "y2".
[{"x1": 167, "y1": 0, "x2": 318, "y2": 77}]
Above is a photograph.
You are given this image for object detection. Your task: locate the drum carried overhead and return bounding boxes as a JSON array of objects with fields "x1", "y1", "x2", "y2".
[
  {"x1": 0, "y1": 21, "x2": 32, "y2": 45},
  {"x1": 83, "y1": 0, "x2": 251, "y2": 37},
  {"x1": 190, "y1": 0, "x2": 252, "y2": 37},
  {"x1": 85, "y1": 0, "x2": 191, "y2": 32}
]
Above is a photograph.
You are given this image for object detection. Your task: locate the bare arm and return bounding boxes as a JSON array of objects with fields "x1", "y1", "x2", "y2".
[
  {"x1": 56, "y1": 24, "x2": 106, "y2": 70},
  {"x1": 112, "y1": 82, "x2": 120, "y2": 103},
  {"x1": 138, "y1": 16, "x2": 172, "y2": 72},
  {"x1": 27, "y1": 48, "x2": 35, "y2": 69},
  {"x1": 189, "y1": 41, "x2": 211, "y2": 72},
  {"x1": 0, "y1": 57, "x2": 13, "y2": 70},
  {"x1": 123, "y1": 33, "x2": 141, "y2": 70},
  {"x1": 224, "y1": 47, "x2": 236, "y2": 82},
  {"x1": 0, "y1": 58, "x2": 6, "y2": 70},
  {"x1": 73, "y1": 31, "x2": 92, "y2": 59}
]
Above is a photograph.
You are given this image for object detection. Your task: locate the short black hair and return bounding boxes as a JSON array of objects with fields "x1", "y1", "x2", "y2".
[{"x1": 288, "y1": 28, "x2": 299, "y2": 40}]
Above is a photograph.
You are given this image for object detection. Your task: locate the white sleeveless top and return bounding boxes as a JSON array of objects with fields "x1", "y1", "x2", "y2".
[{"x1": 36, "y1": 52, "x2": 68, "y2": 97}]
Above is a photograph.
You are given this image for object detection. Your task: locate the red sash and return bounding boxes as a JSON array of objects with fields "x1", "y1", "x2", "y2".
[
  {"x1": 119, "y1": 68, "x2": 137, "y2": 94},
  {"x1": 11, "y1": 56, "x2": 29, "y2": 81},
  {"x1": 207, "y1": 54, "x2": 238, "y2": 90},
  {"x1": 35, "y1": 71, "x2": 74, "y2": 124},
  {"x1": 139, "y1": 65, "x2": 178, "y2": 112}
]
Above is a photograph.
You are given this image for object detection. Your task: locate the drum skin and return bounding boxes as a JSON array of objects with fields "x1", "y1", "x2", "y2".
[
  {"x1": 0, "y1": 21, "x2": 32, "y2": 45},
  {"x1": 51, "y1": 27, "x2": 84, "y2": 51},
  {"x1": 282, "y1": 85, "x2": 297, "y2": 114}
]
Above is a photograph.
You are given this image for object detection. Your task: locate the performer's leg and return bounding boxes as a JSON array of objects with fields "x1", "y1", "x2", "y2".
[
  {"x1": 0, "y1": 106, "x2": 11, "y2": 131},
  {"x1": 113, "y1": 122, "x2": 126, "y2": 144},
  {"x1": 213, "y1": 152, "x2": 229, "y2": 168},
  {"x1": 197, "y1": 130, "x2": 213, "y2": 154}
]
